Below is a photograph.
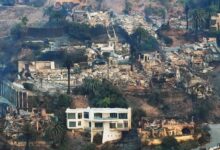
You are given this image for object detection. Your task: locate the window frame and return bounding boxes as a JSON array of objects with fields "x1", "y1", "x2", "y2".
[
  {"x1": 94, "y1": 113, "x2": 103, "y2": 119},
  {"x1": 110, "y1": 113, "x2": 117, "y2": 118},
  {"x1": 84, "y1": 112, "x2": 89, "y2": 119},
  {"x1": 67, "y1": 113, "x2": 76, "y2": 119},
  {"x1": 69, "y1": 121, "x2": 76, "y2": 127},
  {"x1": 78, "y1": 113, "x2": 82, "y2": 119},
  {"x1": 95, "y1": 123, "x2": 103, "y2": 128},
  {"x1": 110, "y1": 123, "x2": 116, "y2": 129},
  {"x1": 119, "y1": 113, "x2": 128, "y2": 119}
]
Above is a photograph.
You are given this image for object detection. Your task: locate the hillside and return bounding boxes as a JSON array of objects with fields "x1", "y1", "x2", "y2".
[{"x1": 88, "y1": 0, "x2": 184, "y2": 14}]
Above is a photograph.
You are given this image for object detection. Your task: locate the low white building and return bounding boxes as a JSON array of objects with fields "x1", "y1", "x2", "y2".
[
  {"x1": 211, "y1": 13, "x2": 220, "y2": 31},
  {"x1": 66, "y1": 107, "x2": 132, "y2": 143}
]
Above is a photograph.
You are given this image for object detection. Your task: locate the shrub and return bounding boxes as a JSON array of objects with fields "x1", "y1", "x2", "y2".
[
  {"x1": 23, "y1": 83, "x2": 35, "y2": 91},
  {"x1": 130, "y1": 27, "x2": 159, "y2": 52},
  {"x1": 161, "y1": 136, "x2": 180, "y2": 150},
  {"x1": 124, "y1": 1, "x2": 132, "y2": 14},
  {"x1": 157, "y1": 30, "x2": 173, "y2": 46},
  {"x1": 82, "y1": 143, "x2": 96, "y2": 150},
  {"x1": 192, "y1": 100, "x2": 213, "y2": 121},
  {"x1": 11, "y1": 24, "x2": 26, "y2": 39},
  {"x1": 93, "y1": 133, "x2": 102, "y2": 145},
  {"x1": 132, "y1": 108, "x2": 146, "y2": 128},
  {"x1": 147, "y1": 90, "x2": 162, "y2": 106},
  {"x1": 66, "y1": 22, "x2": 106, "y2": 41},
  {"x1": 180, "y1": 140, "x2": 199, "y2": 150},
  {"x1": 76, "y1": 78, "x2": 128, "y2": 108}
]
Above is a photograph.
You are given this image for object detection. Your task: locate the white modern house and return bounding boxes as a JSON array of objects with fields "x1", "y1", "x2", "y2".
[{"x1": 66, "y1": 107, "x2": 132, "y2": 143}]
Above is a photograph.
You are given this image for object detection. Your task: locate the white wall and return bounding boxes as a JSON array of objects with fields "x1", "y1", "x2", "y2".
[{"x1": 102, "y1": 123, "x2": 122, "y2": 143}]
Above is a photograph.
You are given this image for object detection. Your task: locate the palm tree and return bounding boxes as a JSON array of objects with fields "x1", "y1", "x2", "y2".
[
  {"x1": 184, "y1": 3, "x2": 190, "y2": 30},
  {"x1": 129, "y1": 27, "x2": 148, "y2": 71},
  {"x1": 22, "y1": 122, "x2": 36, "y2": 150},
  {"x1": 82, "y1": 78, "x2": 101, "y2": 95},
  {"x1": 64, "y1": 54, "x2": 72, "y2": 94},
  {"x1": 97, "y1": 97, "x2": 111, "y2": 108},
  {"x1": 102, "y1": 52, "x2": 111, "y2": 79},
  {"x1": 44, "y1": 6, "x2": 67, "y2": 24},
  {"x1": 21, "y1": 16, "x2": 28, "y2": 26},
  {"x1": 191, "y1": 9, "x2": 206, "y2": 40},
  {"x1": 45, "y1": 118, "x2": 66, "y2": 147}
]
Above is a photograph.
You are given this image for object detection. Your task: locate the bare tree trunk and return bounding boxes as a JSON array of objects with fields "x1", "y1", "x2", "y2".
[
  {"x1": 186, "y1": 14, "x2": 189, "y2": 30},
  {"x1": 107, "y1": 61, "x2": 110, "y2": 80},
  {"x1": 25, "y1": 138, "x2": 30, "y2": 150},
  {"x1": 67, "y1": 68, "x2": 70, "y2": 94}
]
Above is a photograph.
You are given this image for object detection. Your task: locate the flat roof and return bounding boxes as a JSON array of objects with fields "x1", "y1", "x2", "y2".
[{"x1": 66, "y1": 107, "x2": 131, "y2": 113}]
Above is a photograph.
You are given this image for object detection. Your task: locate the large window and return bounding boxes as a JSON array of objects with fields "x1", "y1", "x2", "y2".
[
  {"x1": 110, "y1": 113, "x2": 117, "y2": 118},
  {"x1": 78, "y1": 113, "x2": 82, "y2": 119},
  {"x1": 95, "y1": 123, "x2": 103, "y2": 128},
  {"x1": 84, "y1": 112, "x2": 89, "y2": 118},
  {"x1": 119, "y1": 113, "x2": 127, "y2": 119},
  {"x1": 68, "y1": 113, "x2": 76, "y2": 119},
  {"x1": 94, "y1": 113, "x2": 102, "y2": 119},
  {"x1": 78, "y1": 121, "x2": 81, "y2": 126},
  {"x1": 69, "y1": 121, "x2": 76, "y2": 127},
  {"x1": 110, "y1": 123, "x2": 116, "y2": 128}
]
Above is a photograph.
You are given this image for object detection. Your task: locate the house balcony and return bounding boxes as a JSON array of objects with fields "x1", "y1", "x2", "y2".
[{"x1": 93, "y1": 117, "x2": 128, "y2": 121}]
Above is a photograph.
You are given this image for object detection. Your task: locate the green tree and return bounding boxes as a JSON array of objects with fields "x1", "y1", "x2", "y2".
[
  {"x1": 22, "y1": 122, "x2": 37, "y2": 150},
  {"x1": 67, "y1": 22, "x2": 91, "y2": 41},
  {"x1": 56, "y1": 94, "x2": 71, "y2": 108},
  {"x1": 82, "y1": 143, "x2": 96, "y2": 150},
  {"x1": 102, "y1": 52, "x2": 111, "y2": 79},
  {"x1": 10, "y1": 24, "x2": 24, "y2": 39},
  {"x1": 130, "y1": 27, "x2": 159, "y2": 53},
  {"x1": 147, "y1": 90, "x2": 162, "y2": 106},
  {"x1": 23, "y1": 83, "x2": 35, "y2": 91},
  {"x1": 124, "y1": 0, "x2": 132, "y2": 14},
  {"x1": 21, "y1": 16, "x2": 28, "y2": 26},
  {"x1": 129, "y1": 27, "x2": 159, "y2": 71},
  {"x1": 75, "y1": 78, "x2": 128, "y2": 108},
  {"x1": 184, "y1": 3, "x2": 190, "y2": 30},
  {"x1": 97, "y1": 97, "x2": 111, "y2": 108},
  {"x1": 93, "y1": 133, "x2": 102, "y2": 145},
  {"x1": 82, "y1": 78, "x2": 102, "y2": 95},
  {"x1": 161, "y1": 136, "x2": 180, "y2": 150},
  {"x1": 180, "y1": 140, "x2": 199, "y2": 150},
  {"x1": 45, "y1": 6, "x2": 67, "y2": 25},
  {"x1": 132, "y1": 108, "x2": 146, "y2": 128},
  {"x1": 191, "y1": 9, "x2": 206, "y2": 40},
  {"x1": 192, "y1": 100, "x2": 213, "y2": 121},
  {"x1": 45, "y1": 118, "x2": 66, "y2": 147},
  {"x1": 64, "y1": 54, "x2": 73, "y2": 94}
]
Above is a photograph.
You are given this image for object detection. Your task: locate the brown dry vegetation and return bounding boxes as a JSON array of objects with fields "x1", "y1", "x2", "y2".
[
  {"x1": 71, "y1": 95, "x2": 89, "y2": 108},
  {"x1": 126, "y1": 95, "x2": 161, "y2": 117},
  {"x1": 0, "y1": 3, "x2": 48, "y2": 37},
  {"x1": 163, "y1": 29, "x2": 193, "y2": 47}
]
